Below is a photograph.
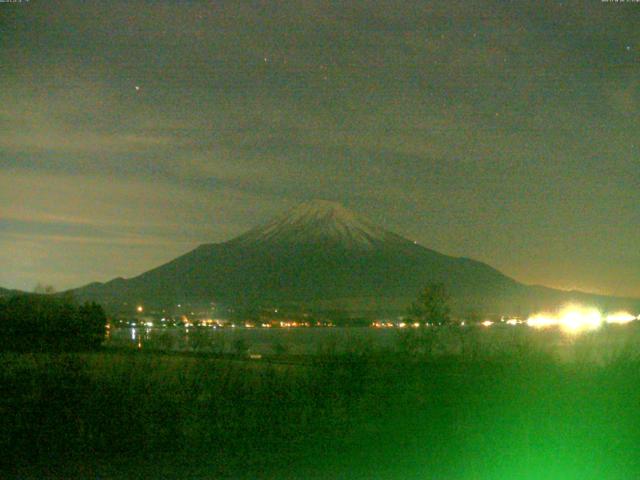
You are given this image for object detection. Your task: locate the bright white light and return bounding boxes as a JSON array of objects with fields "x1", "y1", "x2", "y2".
[
  {"x1": 527, "y1": 314, "x2": 556, "y2": 329},
  {"x1": 506, "y1": 319, "x2": 519, "y2": 326},
  {"x1": 526, "y1": 305, "x2": 603, "y2": 334},
  {"x1": 481, "y1": 320, "x2": 493, "y2": 327},
  {"x1": 560, "y1": 306, "x2": 602, "y2": 333},
  {"x1": 606, "y1": 311, "x2": 636, "y2": 325}
]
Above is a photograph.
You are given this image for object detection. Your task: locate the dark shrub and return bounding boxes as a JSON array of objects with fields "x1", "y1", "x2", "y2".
[{"x1": 0, "y1": 295, "x2": 107, "y2": 352}]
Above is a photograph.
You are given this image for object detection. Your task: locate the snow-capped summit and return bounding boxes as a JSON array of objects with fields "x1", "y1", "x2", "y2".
[{"x1": 231, "y1": 200, "x2": 407, "y2": 249}]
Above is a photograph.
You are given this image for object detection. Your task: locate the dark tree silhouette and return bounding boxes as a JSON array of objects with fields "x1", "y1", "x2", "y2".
[
  {"x1": 410, "y1": 283, "x2": 451, "y2": 326},
  {"x1": 0, "y1": 295, "x2": 107, "y2": 352}
]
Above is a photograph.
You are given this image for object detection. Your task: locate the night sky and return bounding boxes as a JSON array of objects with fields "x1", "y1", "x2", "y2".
[{"x1": 1, "y1": 1, "x2": 638, "y2": 297}]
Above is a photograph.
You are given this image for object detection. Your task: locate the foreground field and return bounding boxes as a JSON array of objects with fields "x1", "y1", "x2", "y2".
[{"x1": 2, "y1": 344, "x2": 640, "y2": 479}]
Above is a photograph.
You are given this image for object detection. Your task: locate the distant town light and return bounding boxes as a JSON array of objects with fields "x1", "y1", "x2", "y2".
[
  {"x1": 606, "y1": 312, "x2": 636, "y2": 325},
  {"x1": 527, "y1": 314, "x2": 556, "y2": 329},
  {"x1": 526, "y1": 305, "x2": 606, "y2": 334},
  {"x1": 136, "y1": 305, "x2": 143, "y2": 313},
  {"x1": 481, "y1": 320, "x2": 493, "y2": 327},
  {"x1": 560, "y1": 307, "x2": 602, "y2": 333}
]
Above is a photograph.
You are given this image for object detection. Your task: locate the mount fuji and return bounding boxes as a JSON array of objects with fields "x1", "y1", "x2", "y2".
[{"x1": 71, "y1": 200, "x2": 639, "y2": 315}]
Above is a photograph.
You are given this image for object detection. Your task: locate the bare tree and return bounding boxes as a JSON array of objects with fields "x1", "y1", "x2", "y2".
[{"x1": 33, "y1": 283, "x2": 56, "y2": 294}]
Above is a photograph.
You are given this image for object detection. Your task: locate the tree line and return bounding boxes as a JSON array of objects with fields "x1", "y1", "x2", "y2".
[{"x1": 0, "y1": 294, "x2": 107, "y2": 352}]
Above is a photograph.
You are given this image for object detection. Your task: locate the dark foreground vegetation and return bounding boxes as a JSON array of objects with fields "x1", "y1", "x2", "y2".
[
  {"x1": 2, "y1": 345, "x2": 640, "y2": 479},
  {"x1": 0, "y1": 295, "x2": 106, "y2": 352}
]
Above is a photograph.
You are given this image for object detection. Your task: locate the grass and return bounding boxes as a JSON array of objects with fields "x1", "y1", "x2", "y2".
[{"x1": 2, "y1": 335, "x2": 640, "y2": 479}]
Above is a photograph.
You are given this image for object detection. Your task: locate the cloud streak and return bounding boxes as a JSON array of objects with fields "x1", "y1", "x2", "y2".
[{"x1": 1, "y1": 0, "x2": 639, "y2": 296}]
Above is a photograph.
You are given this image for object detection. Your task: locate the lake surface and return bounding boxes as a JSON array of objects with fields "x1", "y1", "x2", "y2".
[{"x1": 107, "y1": 322, "x2": 640, "y2": 362}]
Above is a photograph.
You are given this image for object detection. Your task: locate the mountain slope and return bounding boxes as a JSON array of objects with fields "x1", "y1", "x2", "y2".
[{"x1": 71, "y1": 201, "x2": 639, "y2": 315}]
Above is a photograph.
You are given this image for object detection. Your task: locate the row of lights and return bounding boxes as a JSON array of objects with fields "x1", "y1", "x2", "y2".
[
  {"x1": 371, "y1": 306, "x2": 638, "y2": 334},
  {"x1": 480, "y1": 306, "x2": 638, "y2": 334},
  {"x1": 136, "y1": 305, "x2": 636, "y2": 335},
  {"x1": 130, "y1": 312, "x2": 332, "y2": 329}
]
